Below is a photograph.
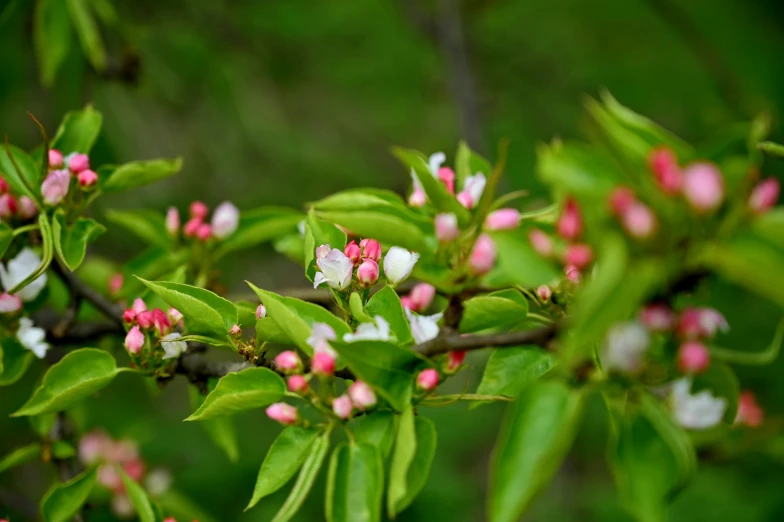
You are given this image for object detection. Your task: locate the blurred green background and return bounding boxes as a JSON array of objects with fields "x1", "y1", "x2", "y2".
[{"x1": 3, "y1": 0, "x2": 784, "y2": 520}]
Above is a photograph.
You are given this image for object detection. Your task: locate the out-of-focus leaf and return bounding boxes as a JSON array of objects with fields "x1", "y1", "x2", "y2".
[
  {"x1": 189, "y1": 385, "x2": 239, "y2": 461},
  {"x1": 213, "y1": 207, "x2": 303, "y2": 259},
  {"x1": 352, "y1": 411, "x2": 396, "y2": 458},
  {"x1": 486, "y1": 229, "x2": 560, "y2": 288},
  {"x1": 0, "y1": 338, "x2": 35, "y2": 386},
  {"x1": 105, "y1": 209, "x2": 171, "y2": 248},
  {"x1": 536, "y1": 141, "x2": 624, "y2": 199},
  {"x1": 388, "y1": 415, "x2": 437, "y2": 516},
  {"x1": 0, "y1": 443, "x2": 41, "y2": 473},
  {"x1": 387, "y1": 405, "x2": 416, "y2": 517},
  {"x1": 100, "y1": 157, "x2": 183, "y2": 192},
  {"x1": 474, "y1": 347, "x2": 555, "y2": 404},
  {"x1": 64, "y1": 0, "x2": 105, "y2": 71},
  {"x1": 34, "y1": 0, "x2": 73, "y2": 86},
  {"x1": 120, "y1": 469, "x2": 157, "y2": 522},
  {"x1": 53, "y1": 213, "x2": 106, "y2": 271},
  {"x1": 326, "y1": 442, "x2": 384, "y2": 522},
  {"x1": 692, "y1": 361, "x2": 740, "y2": 423},
  {"x1": 41, "y1": 468, "x2": 96, "y2": 522},
  {"x1": 0, "y1": 144, "x2": 40, "y2": 202},
  {"x1": 185, "y1": 367, "x2": 285, "y2": 421},
  {"x1": 460, "y1": 293, "x2": 529, "y2": 333},
  {"x1": 51, "y1": 105, "x2": 102, "y2": 154},
  {"x1": 0, "y1": 222, "x2": 14, "y2": 259}
]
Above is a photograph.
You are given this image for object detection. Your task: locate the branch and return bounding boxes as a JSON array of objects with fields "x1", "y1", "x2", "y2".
[
  {"x1": 49, "y1": 412, "x2": 85, "y2": 522},
  {"x1": 51, "y1": 260, "x2": 125, "y2": 327},
  {"x1": 414, "y1": 323, "x2": 557, "y2": 356}
]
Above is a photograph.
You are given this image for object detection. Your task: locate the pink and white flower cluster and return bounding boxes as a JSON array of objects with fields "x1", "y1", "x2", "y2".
[
  {"x1": 41, "y1": 149, "x2": 98, "y2": 207},
  {"x1": 123, "y1": 298, "x2": 186, "y2": 359},
  {"x1": 313, "y1": 239, "x2": 420, "y2": 290},
  {"x1": 0, "y1": 175, "x2": 37, "y2": 221},
  {"x1": 169, "y1": 200, "x2": 239, "y2": 242}
]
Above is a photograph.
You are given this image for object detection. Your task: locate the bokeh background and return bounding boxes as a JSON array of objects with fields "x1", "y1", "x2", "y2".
[{"x1": 3, "y1": 0, "x2": 784, "y2": 520}]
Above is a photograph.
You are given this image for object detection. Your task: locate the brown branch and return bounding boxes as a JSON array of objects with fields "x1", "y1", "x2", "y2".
[
  {"x1": 49, "y1": 412, "x2": 85, "y2": 522},
  {"x1": 414, "y1": 323, "x2": 557, "y2": 356},
  {"x1": 51, "y1": 260, "x2": 125, "y2": 328}
]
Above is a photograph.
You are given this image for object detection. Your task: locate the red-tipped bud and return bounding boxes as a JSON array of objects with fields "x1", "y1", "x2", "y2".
[
  {"x1": 400, "y1": 296, "x2": 414, "y2": 310},
  {"x1": 0, "y1": 292, "x2": 22, "y2": 313},
  {"x1": 108, "y1": 273, "x2": 124, "y2": 295},
  {"x1": 416, "y1": 368, "x2": 439, "y2": 391},
  {"x1": 434, "y1": 213, "x2": 460, "y2": 242},
  {"x1": 677, "y1": 341, "x2": 711, "y2": 374},
  {"x1": 166, "y1": 207, "x2": 180, "y2": 237},
  {"x1": 639, "y1": 304, "x2": 675, "y2": 332},
  {"x1": 132, "y1": 298, "x2": 147, "y2": 315},
  {"x1": 168, "y1": 308, "x2": 183, "y2": 325},
  {"x1": 348, "y1": 381, "x2": 377, "y2": 410},
  {"x1": 17, "y1": 196, "x2": 38, "y2": 219},
  {"x1": 563, "y1": 243, "x2": 593, "y2": 269},
  {"x1": 287, "y1": 375, "x2": 308, "y2": 393},
  {"x1": 275, "y1": 350, "x2": 303, "y2": 374},
  {"x1": 556, "y1": 198, "x2": 582, "y2": 240},
  {"x1": 408, "y1": 283, "x2": 436, "y2": 312},
  {"x1": 445, "y1": 350, "x2": 466, "y2": 373},
  {"x1": 256, "y1": 304, "x2": 267, "y2": 319},
  {"x1": 123, "y1": 308, "x2": 137, "y2": 324},
  {"x1": 48, "y1": 149, "x2": 64, "y2": 169},
  {"x1": 564, "y1": 264, "x2": 581, "y2": 283},
  {"x1": 529, "y1": 228, "x2": 553, "y2": 257},
  {"x1": 183, "y1": 217, "x2": 202, "y2": 237},
  {"x1": 136, "y1": 310, "x2": 154, "y2": 330},
  {"x1": 469, "y1": 234, "x2": 496, "y2": 275},
  {"x1": 189, "y1": 201, "x2": 208, "y2": 219},
  {"x1": 438, "y1": 167, "x2": 455, "y2": 194},
  {"x1": 153, "y1": 308, "x2": 172, "y2": 336},
  {"x1": 312, "y1": 352, "x2": 336, "y2": 377},
  {"x1": 456, "y1": 191, "x2": 473, "y2": 208},
  {"x1": 266, "y1": 403, "x2": 298, "y2": 425},
  {"x1": 0, "y1": 194, "x2": 17, "y2": 219},
  {"x1": 77, "y1": 169, "x2": 98, "y2": 188},
  {"x1": 229, "y1": 324, "x2": 242, "y2": 337},
  {"x1": 735, "y1": 391, "x2": 764, "y2": 427},
  {"x1": 682, "y1": 162, "x2": 725, "y2": 213},
  {"x1": 648, "y1": 147, "x2": 682, "y2": 195},
  {"x1": 0, "y1": 176, "x2": 8, "y2": 193},
  {"x1": 124, "y1": 326, "x2": 145, "y2": 354},
  {"x1": 196, "y1": 223, "x2": 212, "y2": 241},
  {"x1": 748, "y1": 178, "x2": 780, "y2": 214},
  {"x1": 332, "y1": 395, "x2": 353, "y2": 419},
  {"x1": 68, "y1": 153, "x2": 90, "y2": 173},
  {"x1": 536, "y1": 285, "x2": 552, "y2": 303},
  {"x1": 357, "y1": 259, "x2": 380, "y2": 287},
  {"x1": 621, "y1": 202, "x2": 657, "y2": 239},
  {"x1": 359, "y1": 238, "x2": 381, "y2": 261},
  {"x1": 122, "y1": 459, "x2": 145, "y2": 482},
  {"x1": 609, "y1": 187, "x2": 636, "y2": 215},
  {"x1": 344, "y1": 240, "x2": 361, "y2": 264},
  {"x1": 677, "y1": 307, "x2": 729, "y2": 339},
  {"x1": 485, "y1": 208, "x2": 521, "y2": 231}
]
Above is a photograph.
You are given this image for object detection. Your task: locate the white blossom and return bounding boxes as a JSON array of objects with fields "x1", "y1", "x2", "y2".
[
  {"x1": 313, "y1": 248, "x2": 353, "y2": 290},
  {"x1": 307, "y1": 322, "x2": 337, "y2": 357},
  {"x1": 343, "y1": 316, "x2": 391, "y2": 343},
  {"x1": 17, "y1": 317, "x2": 49, "y2": 359},
  {"x1": 383, "y1": 247, "x2": 419, "y2": 286},
  {"x1": 602, "y1": 321, "x2": 650, "y2": 374},
  {"x1": 670, "y1": 377, "x2": 727, "y2": 430},
  {"x1": 428, "y1": 152, "x2": 446, "y2": 176},
  {"x1": 406, "y1": 309, "x2": 442, "y2": 344},
  {"x1": 461, "y1": 173, "x2": 486, "y2": 207},
  {"x1": 0, "y1": 247, "x2": 47, "y2": 302},
  {"x1": 210, "y1": 201, "x2": 240, "y2": 239},
  {"x1": 161, "y1": 332, "x2": 188, "y2": 360}
]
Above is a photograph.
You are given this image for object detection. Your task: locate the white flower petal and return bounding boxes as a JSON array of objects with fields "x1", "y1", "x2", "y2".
[
  {"x1": 1, "y1": 248, "x2": 47, "y2": 302},
  {"x1": 670, "y1": 377, "x2": 727, "y2": 430},
  {"x1": 161, "y1": 332, "x2": 188, "y2": 360},
  {"x1": 406, "y1": 309, "x2": 442, "y2": 344},
  {"x1": 383, "y1": 247, "x2": 419, "y2": 286},
  {"x1": 17, "y1": 317, "x2": 50, "y2": 359},
  {"x1": 428, "y1": 152, "x2": 446, "y2": 176}
]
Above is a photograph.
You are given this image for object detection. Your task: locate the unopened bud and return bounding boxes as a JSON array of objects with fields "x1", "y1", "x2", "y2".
[
  {"x1": 123, "y1": 308, "x2": 137, "y2": 324},
  {"x1": 435, "y1": 213, "x2": 460, "y2": 241},
  {"x1": 438, "y1": 167, "x2": 455, "y2": 194},
  {"x1": 563, "y1": 243, "x2": 593, "y2": 269},
  {"x1": 0, "y1": 193, "x2": 17, "y2": 219},
  {"x1": 639, "y1": 304, "x2": 675, "y2": 332},
  {"x1": 332, "y1": 395, "x2": 353, "y2": 419},
  {"x1": 41, "y1": 170, "x2": 70, "y2": 206},
  {"x1": 17, "y1": 196, "x2": 38, "y2": 219},
  {"x1": 529, "y1": 228, "x2": 553, "y2": 257},
  {"x1": 48, "y1": 149, "x2": 64, "y2": 169},
  {"x1": 132, "y1": 298, "x2": 147, "y2": 315},
  {"x1": 287, "y1": 375, "x2": 308, "y2": 393},
  {"x1": 196, "y1": 223, "x2": 212, "y2": 241},
  {"x1": 564, "y1": 264, "x2": 581, "y2": 283},
  {"x1": 0, "y1": 292, "x2": 22, "y2": 313},
  {"x1": 445, "y1": 350, "x2": 466, "y2": 373},
  {"x1": 748, "y1": 178, "x2": 780, "y2": 214},
  {"x1": 682, "y1": 162, "x2": 725, "y2": 213},
  {"x1": 311, "y1": 352, "x2": 336, "y2": 376},
  {"x1": 677, "y1": 307, "x2": 728, "y2": 339},
  {"x1": 124, "y1": 326, "x2": 145, "y2": 354},
  {"x1": 183, "y1": 217, "x2": 202, "y2": 237},
  {"x1": 556, "y1": 198, "x2": 582, "y2": 240},
  {"x1": 166, "y1": 207, "x2": 180, "y2": 237},
  {"x1": 266, "y1": 403, "x2": 298, "y2": 425},
  {"x1": 154, "y1": 309, "x2": 172, "y2": 336},
  {"x1": 168, "y1": 308, "x2": 183, "y2": 325},
  {"x1": 77, "y1": 169, "x2": 98, "y2": 188},
  {"x1": 190, "y1": 201, "x2": 208, "y2": 219},
  {"x1": 348, "y1": 381, "x2": 377, "y2": 410},
  {"x1": 255, "y1": 304, "x2": 267, "y2": 319},
  {"x1": 648, "y1": 147, "x2": 682, "y2": 195},
  {"x1": 677, "y1": 341, "x2": 711, "y2": 374},
  {"x1": 357, "y1": 259, "x2": 380, "y2": 287},
  {"x1": 344, "y1": 240, "x2": 361, "y2": 264},
  {"x1": 456, "y1": 191, "x2": 473, "y2": 208},
  {"x1": 108, "y1": 273, "x2": 124, "y2": 295},
  {"x1": 136, "y1": 310, "x2": 154, "y2": 329},
  {"x1": 536, "y1": 285, "x2": 552, "y2": 303},
  {"x1": 735, "y1": 391, "x2": 764, "y2": 427},
  {"x1": 485, "y1": 208, "x2": 521, "y2": 231},
  {"x1": 68, "y1": 153, "x2": 90, "y2": 173},
  {"x1": 275, "y1": 350, "x2": 303, "y2": 374},
  {"x1": 229, "y1": 324, "x2": 242, "y2": 337},
  {"x1": 360, "y1": 238, "x2": 381, "y2": 261},
  {"x1": 408, "y1": 187, "x2": 426, "y2": 208},
  {"x1": 621, "y1": 202, "x2": 657, "y2": 239},
  {"x1": 211, "y1": 201, "x2": 239, "y2": 239},
  {"x1": 469, "y1": 234, "x2": 496, "y2": 275},
  {"x1": 408, "y1": 283, "x2": 436, "y2": 312},
  {"x1": 416, "y1": 368, "x2": 439, "y2": 391},
  {"x1": 0, "y1": 176, "x2": 8, "y2": 193},
  {"x1": 609, "y1": 187, "x2": 636, "y2": 215}
]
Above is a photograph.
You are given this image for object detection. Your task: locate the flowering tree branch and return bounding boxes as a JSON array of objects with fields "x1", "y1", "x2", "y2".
[{"x1": 414, "y1": 324, "x2": 558, "y2": 356}]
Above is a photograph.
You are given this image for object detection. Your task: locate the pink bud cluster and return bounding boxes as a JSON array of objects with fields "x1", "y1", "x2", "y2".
[
  {"x1": 528, "y1": 197, "x2": 593, "y2": 283},
  {"x1": 123, "y1": 298, "x2": 182, "y2": 354},
  {"x1": 332, "y1": 381, "x2": 378, "y2": 419},
  {"x1": 176, "y1": 200, "x2": 239, "y2": 242},
  {"x1": 343, "y1": 238, "x2": 382, "y2": 287},
  {"x1": 735, "y1": 390, "x2": 764, "y2": 427},
  {"x1": 0, "y1": 174, "x2": 37, "y2": 221},
  {"x1": 79, "y1": 431, "x2": 147, "y2": 496},
  {"x1": 608, "y1": 187, "x2": 658, "y2": 240},
  {"x1": 647, "y1": 147, "x2": 726, "y2": 213},
  {"x1": 40, "y1": 149, "x2": 98, "y2": 207}
]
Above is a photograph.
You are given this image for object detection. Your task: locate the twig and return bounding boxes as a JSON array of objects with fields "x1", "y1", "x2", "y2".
[
  {"x1": 51, "y1": 260, "x2": 125, "y2": 327},
  {"x1": 414, "y1": 324, "x2": 557, "y2": 356}
]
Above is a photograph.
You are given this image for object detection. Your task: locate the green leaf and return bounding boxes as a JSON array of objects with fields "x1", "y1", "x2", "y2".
[
  {"x1": 474, "y1": 347, "x2": 555, "y2": 403},
  {"x1": 486, "y1": 229, "x2": 559, "y2": 288},
  {"x1": 256, "y1": 317, "x2": 293, "y2": 345},
  {"x1": 536, "y1": 141, "x2": 624, "y2": 200},
  {"x1": 138, "y1": 279, "x2": 238, "y2": 340},
  {"x1": 758, "y1": 141, "x2": 784, "y2": 157},
  {"x1": 120, "y1": 247, "x2": 189, "y2": 299},
  {"x1": 51, "y1": 105, "x2": 103, "y2": 154},
  {"x1": 365, "y1": 285, "x2": 413, "y2": 344},
  {"x1": 157, "y1": 489, "x2": 220, "y2": 522},
  {"x1": 326, "y1": 442, "x2": 384, "y2": 522},
  {"x1": 271, "y1": 427, "x2": 332, "y2": 522},
  {"x1": 9, "y1": 213, "x2": 55, "y2": 296},
  {"x1": 455, "y1": 141, "x2": 491, "y2": 192},
  {"x1": 64, "y1": 0, "x2": 105, "y2": 71},
  {"x1": 0, "y1": 443, "x2": 41, "y2": 473},
  {"x1": 352, "y1": 411, "x2": 397, "y2": 458},
  {"x1": 12, "y1": 348, "x2": 123, "y2": 416},
  {"x1": 488, "y1": 380, "x2": 583, "y2": 522},
  {"x1": 120, "y1": 469, "x2": 157, "y2": 522},
  {"x1": 53, "y1": 213, "x2": 106, "y2": 271},
  {"x1": 213, "y1": 207, "x2": 303, "y2": 259},
  {"x1": 0, "y1": 144, "x2": 40, "y2": 202},
  {"x1": 460, "y1": 293, "x2": 529, "y2": 333},
  {"x1": 185, "y1": 367, "x2": 285, "y2": 421},
  {"x1": 34, "y1": 0, "x2": 73, "y2": 86},
  {"x1": 692, "y1": 361, "x2": 740, "y2": 423},
  {"x1": 388, "y1": 416, "x2": 437, "y2": 516},
  {"x1": 274, "y1": 233, "x2": 306, "y2": 265},
  {"x1": 248, "y1": 284, "x2": 351, "y2": 356},
  {"x1": 303, "y1": 209, "x2": 347, "y2": 282},
  {"x1": 387, "y1": 405, "x2": 416, "y2": 517},
  {"x1": 349, "y1": 292, "x2": 374, "y2": 323},
  {"x1": 246, "y1": 426, "x2": 320, "y2": 510},
  {"x1": 0, "y1": 338, "x2": 35, "y2": 386},
  {"x1": 41, "y1": 468, "x2": 96, "y2": 522},
  {"x1": 392, "y1": 147, "x2": 471, "y2": 225},
  {"x1": 639, "y1": 394, "x2": 697, "y2": 490},
  {"x1": 51, "y1": 441, "x2": 76, "y2": 459},
  {"x1": 711, "y1": 315, "x2": 784, "y2": 365},
  {"x1": 100, "y1": 157, "x2": 183, "y2": 192},
  {"x1": 188, "y1": 385, "x2": 239, "y2": 461},
  {"x1": 330, "y1": 340, "x2": 422, "y2": 411},
  {"x1": 0, "y1": 222, "x2": 13, "y2": 259},
  {"x1": 106, "y1": 209, "x2": 171, "y2": 248}
]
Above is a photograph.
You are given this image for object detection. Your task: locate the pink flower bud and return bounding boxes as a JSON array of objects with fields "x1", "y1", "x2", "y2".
[
  {"x1": 332, "y1": 395, "x2": 353, "y2": 419},
  {"x1": 124, "y1": 326, "x2": 145, "y2": 354},
  {"x1": 78, "y1": 431, "x2": 110, "y2": 465},
  {"x1": 275, "y1": 350, "x2": 303, "y2": 374},
  {"x1": 456, "y1": 191, "x2": 473, "y2": 208},
  {"x1": 41, "y1": 169, "x2": 70, "y2": 206},
  {"x1": 166, "y1": 207, "x2": 180, "y2": 237},
  {"x1": 97, "y1": 463, "x2": 123, "y2": 491},
  {"x1": 735, "y1": 391, "x2": 764, "y2": 427},
  {"x1": 108, "y1": 273, "x2": 124, "y2": 295},
  {"x1": 438, "y1": 167, "x2": 456, "y2": 194},
  {"x1": 211, "y1": 201, "x2": 239, "y2": 239},
  {"x1": 182, "y1": 217, "x2": 202, "y2": 237},
  {"x1": 536, "y1": 285, "x2": 552, "y2": 302},
  {"x1": 168, "y1": 308, "x2": 183, "y2": 325},
  {"x1": 682, "y1": 162, "x2": 725, "y2": 213},
  {"x1": 132, "y1": 298, "x2": 147, "y2": 315},
  {"x1": 360, "y1": 238, "x2": 381, "y2": 261},
  {"x1": 229, "y1": 324, "x2": 242, "y2": 337},
  {"x1": 163, "y1": 518, "x2": 177, "y2": 522},
  {"x1": 409, "y1": 283, "x2": 436, "y2": 312},
  {"x1": 648, "y1": 147, "x2": 682, "y2": 195},
  {"x1": 17, "y1": 196, "x2": 38, "y2": 219},
  {"x1": 556, "y1": 198, "x2": 582, "y2": 240},
  {"x1": 136, "y1": 310, "x2": 154, "y2": 330},
  {"x1": 446, "y1": 350, "x2": 466, "y2": 372},
  {"x1": 409, "y1": 187, "x2": 426, "y2": 208},
  {"x1": 0, "y1": 292, "x2": 22, "y2": 313},
  {"x1": 565, "y1": 264, "x2": 581, "y2": 283},
  {"x1": 677, "y1": 341, "x2": 711, "y2": 374},
  {"x1": 748, "y1": 178, "x2": 779, "y2": 214},
  {"x1": 0, "y1": 176, "x2": 8, "y2": 193},
  {"x1": 123, "y1": 459, "x2": 145, "y2": 481},
  {"x1": 344, "y1": 240, "x2": 361, "y2": 264},
  {"x1": 621, "y1": 202, "x2": 657, "y2": 239},
  {"x1": 255, "y1": 304, "x2": 267, "y2": 319},
  {"x1": 469, "y1": 234, "x2": 496, "y2": 275},
  {"x1": 416, "y1": 368, "x2": 439, "y2": 391},
  {"x1": 485, "y1": 208, "x2": 521, "y2": 231},
  {"x1": 357, "y1": 259, "x2": 380, "y2": 287},
  {"x1": 348, "y1": 381, "x2": 377, "y2": 410},
  {"x1": 266, "y1": 403, "x2": 298, "y2": 425},
  {"x1": 639, "y1": 304, "x2": 675, "y2": 332},
  {"x1": 123, "y1": 308, "x2": 137, "y2": 324},
  {"x1": 196, "y1": 223, "x2": 212, "y2": 241},
  {"x1": 0, "y1": 193, "x2": 17, "y2": 219},
  {"x1": 609, "y1": 187, "x2": 636, "y2": 215},
  {"x1": 563, "y1": 243, "x2": 593, "y2": 269},
  {"x1": 153, "y1": 308, "x2": 172, "y2": 336},
  {"x1": 529, "y1": 228, "x2": 553, "y2": 257},
  {"x1": 287, "y1": 375, "x2": 308, "y2": 393},
  {"x1": 400, "y1": 296, "x2": 415, "y2": 310},
  {"x1": 48, "y1": 149, "x2": 64, "y2": 169},
  {"x1": 77, "y1": 169, "x2": 98, "y2": 188},
  {"x1": 312, "y1": 351, "x2": 336, "y2": 376},
  {"x1": 108, "y1": 439, "x2": 138, "y2": 463},
  {"x1": 677, "y1": 307, "x2": 728, "y2": 339},
  {"x1": 435, "y1": 213, "x2": 460, "y2": 241},
  {"x1": 190, "y1": 201, "x2": 208, "y2": 219},
  {"x1": 68, "y1": 153, "x2": 90, "y2": 173}
]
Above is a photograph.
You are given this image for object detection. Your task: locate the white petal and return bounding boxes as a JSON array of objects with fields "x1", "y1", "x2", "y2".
[
  {"x1": 313, "y1": 272, "x2": 327, "y2": 289},
  {"x1": 428, "y1": 152, "x2": 446, "y2": 176}
]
